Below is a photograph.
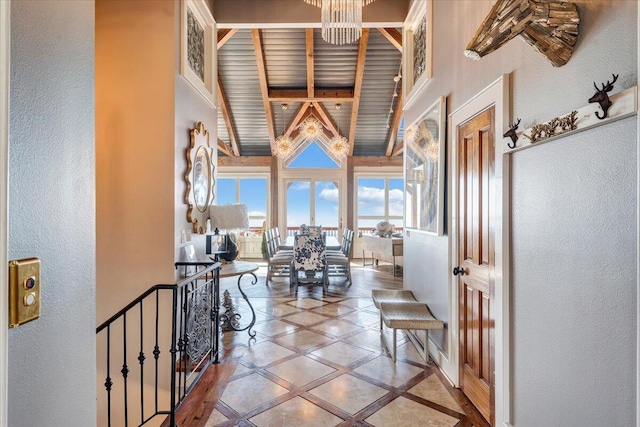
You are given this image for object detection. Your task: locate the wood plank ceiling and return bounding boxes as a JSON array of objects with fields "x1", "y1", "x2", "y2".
[{"x1": 217, "y1": 27, "x2": 404, "y2": 160}]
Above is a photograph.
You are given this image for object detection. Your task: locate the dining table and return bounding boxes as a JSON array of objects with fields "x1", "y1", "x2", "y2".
[{"x1": 280, "y1": 235, "x2": 342, "y2": 251}]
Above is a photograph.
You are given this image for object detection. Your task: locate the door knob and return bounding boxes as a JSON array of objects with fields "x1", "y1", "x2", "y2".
[{"x1": 453, "y1": 266, "x2": 466, "y2": 276}]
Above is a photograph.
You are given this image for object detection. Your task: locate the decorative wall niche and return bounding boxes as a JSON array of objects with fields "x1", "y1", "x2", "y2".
[
  {"x1": 181, "y1": 0, "x2": 216, "y2": 108},
  {"x1": 402, "y1": 0, "x2": 432, "y2": 109},
  {"x1": 185, "y1": 122, "x2": 215, "y2": 233}
]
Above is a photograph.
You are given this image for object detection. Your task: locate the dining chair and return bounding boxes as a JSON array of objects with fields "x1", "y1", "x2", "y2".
[
  {"x1": 266, "y1": 229, "x2": 293, "y2": 284},
  {"x1": 327, "y1": 229, "x2": 354, "y2": 285},
  {"x1": 292, "y1": 233, "x2": 327, "y2": 288}
]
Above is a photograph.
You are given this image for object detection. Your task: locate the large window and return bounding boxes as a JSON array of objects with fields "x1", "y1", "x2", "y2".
[
  {"x1": 356, "y1": 176, "x2": 404, "y2": 232},
  {"x1": 216, "y1": 176, "x2": 268, "y2": 230}
]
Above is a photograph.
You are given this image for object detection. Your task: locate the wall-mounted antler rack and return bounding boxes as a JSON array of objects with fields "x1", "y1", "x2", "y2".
[{"x1": 503, "y1": 85, "x2": 637, "y2": 154}]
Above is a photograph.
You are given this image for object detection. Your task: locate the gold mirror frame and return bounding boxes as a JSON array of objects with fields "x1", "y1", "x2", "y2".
[{"x1": 185, "y1": 122, "x2": 215, "y2": 233}]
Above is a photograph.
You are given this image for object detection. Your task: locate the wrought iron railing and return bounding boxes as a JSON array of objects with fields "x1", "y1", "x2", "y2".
[{"x1": 96, "y1": 262, "x2": 221, "y2": 427}]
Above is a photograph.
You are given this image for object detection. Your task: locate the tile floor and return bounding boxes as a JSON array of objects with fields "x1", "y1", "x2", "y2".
[{"x1": 202, "y1": 264, "x2": 489, "y2": 427}]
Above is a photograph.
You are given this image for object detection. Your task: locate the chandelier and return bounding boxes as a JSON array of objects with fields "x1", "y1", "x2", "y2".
[
  {"x1": 274, "y1": 135, "x2": 294, "y2": 159},
  {"x1": 304, "y1": 0, "x2": 377, "y2": 45},
  {"x1": 275, "y1": 104, "x2": 295, "y2": 159},
  {"x1": 298, "y1": 116, "x2": 324, "y2": 140},
  {"x1": 329, "y1": 135, "x2": 350, "y2": 159}
]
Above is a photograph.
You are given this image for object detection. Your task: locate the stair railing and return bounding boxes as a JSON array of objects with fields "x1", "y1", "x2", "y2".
[{"x1": 96, "y1": 261, "x2": 221, "y2": 427}]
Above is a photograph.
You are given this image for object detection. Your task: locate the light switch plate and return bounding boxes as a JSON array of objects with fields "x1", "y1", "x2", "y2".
[{"x1": 8, "y1": 258, "x2": 40, "y2": 328}]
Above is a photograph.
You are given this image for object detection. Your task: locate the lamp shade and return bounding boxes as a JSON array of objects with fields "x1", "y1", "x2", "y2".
[{"x1": 208, "y1": 204, "x2": 249, "y2": 231}]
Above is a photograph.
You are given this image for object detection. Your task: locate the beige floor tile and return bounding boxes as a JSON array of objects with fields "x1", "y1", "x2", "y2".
[
  {"x1": 353, "y1": 356, "x2": 424, "y2": 388},
  {"x1": 258, "y1": 303, "x2": 301, "y2": 317},
  {"x1": 310, "y1": 341, "x2": 374, "y2": 366},
  {"x1": 308, "y1": 374, "x2": 388, "y2": 415},
  {"x1": 311, "y1": 319, "x2": 363, "y2": 337},
  {"x1": 203, "y1": 409, "x2": 227, "y2": 426},
  {"x1": 343, "y1": 329, "x2": 385, "y2": 351},
  {"x1": 287, "y1": 298, "x2": 327, "y2": 309},
  {"x1": 241, "y1": 341, "x2": 296, "y2": 367},
  {"x1": 318, "y1": 296, "x2": 346, "y2": 302},
  {"x1": 365, "y1": 396, "x2": 459, "y2": 427},
  {"x1": 275, "y1": 329, "x2": 334, "y2": 351},
  {"x1": 285, "y1": 311, "x2": 330, "y2": 326},
  {"x1": 339, "y1": 298, "x2": 375, "y2": 309},
  {"x1": 267, "y1": 356, "x2": 336, "y2": 386},
  {"x1": 311, "y1": 303, "x2": 356, "y2": 316},
  {"x1": 339, "y1": 310, "x2": 380, "y2": 326},
  {"x1": 251, "y1": 319, "x2": 299, "y2": 337},
  {"x1": 220, "y1": 373, "x2": 290, "y2": 414},
  {"x1": 249, "y1": 396, "x2": 342, "y2": 427},
  {"x1": 395, "y1": 339, "x2": 428, "y2": 365},
  {"x1": 408, "y1": 374, "x2": 464, "y2": 413},
  {"x1": 244, "y1": 297, "x2": 269, "y2": 310},
  {"x1": 231, "y1": 363, "x2": 253, "y2": 378}
]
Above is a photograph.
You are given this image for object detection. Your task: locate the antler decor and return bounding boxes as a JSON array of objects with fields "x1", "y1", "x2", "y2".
[
  {"x1": 589, "y1": 74, "x2": 619, "y2": 120},
  {"x1": 465, "y1": 0, "x2": 580, "y2": 67}
]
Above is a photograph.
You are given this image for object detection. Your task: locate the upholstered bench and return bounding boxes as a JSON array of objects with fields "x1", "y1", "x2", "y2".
[
  {"x1": 371, "y1": 289, "x2": 418, "y2": 329},
  {"x1": 378, "y1": 302, "x2": 444, "y2": 363}
]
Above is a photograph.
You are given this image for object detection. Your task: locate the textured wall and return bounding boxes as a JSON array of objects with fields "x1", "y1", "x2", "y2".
[
  {"x1": 402, "y1": 1, "x2": 637, "y2": 425},
  {"x1": 8, "y1": 1, "x2": 96, "y2": 426},
  {"x1": 511, "y1": 118, "x2": 636, "y2": 426}
]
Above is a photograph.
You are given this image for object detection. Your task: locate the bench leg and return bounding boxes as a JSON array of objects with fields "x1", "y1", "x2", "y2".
[{"x1": 392, "y1": 328, "x2": 397, "y2": 362}]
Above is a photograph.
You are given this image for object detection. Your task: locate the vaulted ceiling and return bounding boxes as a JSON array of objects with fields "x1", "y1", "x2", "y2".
[{"x1": 216, "y1": 27, "x2": 405, "y2": 159}]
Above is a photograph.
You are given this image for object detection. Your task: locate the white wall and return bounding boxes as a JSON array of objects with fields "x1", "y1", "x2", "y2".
[
  {"x1": 403, "y1": 1, "x2": 637, "y2": 425},
  {"x1": 174, "y1": 0, "x2": 217, "y2": 266},
  {"x1": 8, "y1": 1, "x2": 96, "y2": 425}
]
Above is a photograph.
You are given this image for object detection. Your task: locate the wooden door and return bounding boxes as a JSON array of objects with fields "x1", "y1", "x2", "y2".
[{"x1": 456, "y1": 106, "x2": 495, "y2": 425}]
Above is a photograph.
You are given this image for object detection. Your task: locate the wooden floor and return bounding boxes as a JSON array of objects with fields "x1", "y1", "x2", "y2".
[{"x1": 169, "y1": 260, "x2": 490, "y2": 427}]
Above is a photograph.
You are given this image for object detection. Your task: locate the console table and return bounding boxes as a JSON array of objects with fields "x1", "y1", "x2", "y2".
[
  {"x1": 361, "y1": 235, "x2": 403, "y2": 277},
  {"x1": 217, "y1": 261, "x2": 259, "y2": 341}
]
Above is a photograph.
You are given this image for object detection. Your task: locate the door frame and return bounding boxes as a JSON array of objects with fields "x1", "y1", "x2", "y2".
[
  {"x1": 279, "y1": 170, "x2": 346, "y2": 236},
  {"x1": 0, "y1": 1, "x2": 10, "y2": 426},
  {"x1": 448, "y1": 75, "x2": 511, "y2": 427}
]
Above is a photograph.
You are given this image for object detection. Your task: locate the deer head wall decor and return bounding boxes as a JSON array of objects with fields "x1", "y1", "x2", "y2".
[
  {"x1": 503, "y1": 118, "x2": 521, "y2": 149},
  {"x1": 588, "y1": 74, "x2": 618, "y2": 120},
  {"x1": 465, "y1": 0, "x2": 580, "y2": 68}
]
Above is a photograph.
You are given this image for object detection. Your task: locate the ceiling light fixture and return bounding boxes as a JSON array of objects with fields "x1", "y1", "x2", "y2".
[
  {"x1": 385, "y1": 62, "x2": 403, "y2": 131},
  {"x1": 275, "y1": 104, "x2": 294, "y2": 159},
  {"x1": 304, "y1": 0, "x2": 376, "y2": 45},
  {"x1": 329, "y1": 134, "x2": 350, "y2": 159},
  {"x1": 299, "y1": 116, "x2": 324, "y2": 140}
]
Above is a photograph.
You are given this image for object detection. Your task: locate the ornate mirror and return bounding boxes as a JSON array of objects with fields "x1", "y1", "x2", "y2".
[{"x1": 185, "y1": 122, "x2": 215, "y2": 233}]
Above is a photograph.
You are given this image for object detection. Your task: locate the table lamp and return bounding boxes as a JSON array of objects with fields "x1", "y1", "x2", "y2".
[{"x1": 207, "y1": 204, "x2": 249, "y2": 261}]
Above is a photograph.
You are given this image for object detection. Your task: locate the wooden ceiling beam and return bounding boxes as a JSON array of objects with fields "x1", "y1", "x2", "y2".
[
  {"x1": 348, "y1": 28, "x2": 370, "y2": 156},
  {"x1": 391, "y1": 141, "x2": 404, "y2": 157},
  {"x1": 217, "y1": 28, "x2": 238, "y2": 49},
  {"x1": 306, "y1": 29, "x2": 315, "y2": 98},
  {"x1": 218, "y1": 156, "x2": 273, "y2": 167},
  {"x1": 251, "y1": 29, "x2": 276, "y2": 153},
  {"x1": 284, "y1": 102, "x2": 311, "y2": 138},
  {"x1": 268, "y1": 88, "x2": 354, "y2": 102},
  {"x1": 218, "y1": 75, "x2": 240, "y2": 156},
  {"x1": 385, "y1": 91, "x2": 403, "y2": 156},
  {"x1": 377, "y1": 28, "x2": 402, "y2": 51},
  {"x1": 217, "y1": 138, "x2": 234, "y2": 157},
  {"x1": 352, "y1": 156, "x2": 403, "y2": 167},
  {"x1": 312, "y1": 101, "x2": 339, "y2": 137}
]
